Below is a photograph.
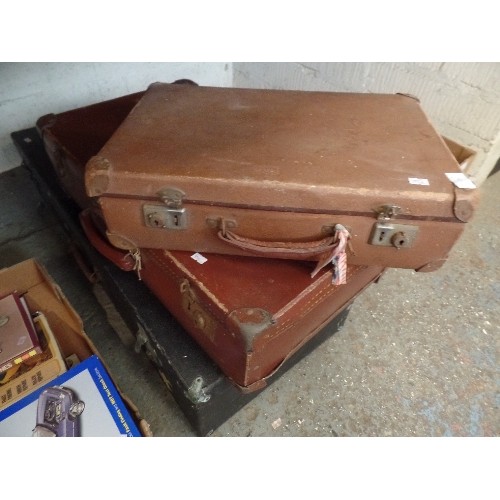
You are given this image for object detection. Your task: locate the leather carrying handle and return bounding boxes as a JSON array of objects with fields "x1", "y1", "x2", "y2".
[
  {"x1": 79, "y1": 209, "x2": 136, "y2": 272},
  {"x1": 217, "y1": 223, "x2": 338, "y2": 260}
]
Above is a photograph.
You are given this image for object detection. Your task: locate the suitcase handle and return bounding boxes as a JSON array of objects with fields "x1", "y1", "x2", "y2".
[
  {"x1": 217, "y1": 220, "x2": 340, "y2": 260},
  {"x1": 79, "y1": 209, "x2": 136, "y2": 272}
]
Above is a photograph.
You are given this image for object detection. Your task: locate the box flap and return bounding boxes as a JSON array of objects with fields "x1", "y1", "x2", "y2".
[{"x1": 1, "y1": 259, "x2": 150, "y2": 435}]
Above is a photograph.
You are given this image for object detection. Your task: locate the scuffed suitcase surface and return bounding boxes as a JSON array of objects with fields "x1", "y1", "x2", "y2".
[
  {"x1": 139, "y1": 248, "x2": 384, "y2": 390},
  {"x1": 12, "y1": 126, "x2": 352, "y2": 436},
  {"x1": 86, "y1": 83, "x2": 478, "y2": 271}
]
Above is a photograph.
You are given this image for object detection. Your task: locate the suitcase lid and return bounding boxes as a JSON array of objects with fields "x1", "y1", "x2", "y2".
[
  {"x1": 36, "y1": 91, "x2": 146, "y2": 164},
  {"x1": 146, "y1": 249, "x2": 382, "y2": 324},
  {"x1": 86, "y1": 83, "x2": 474, "y2": 221}
]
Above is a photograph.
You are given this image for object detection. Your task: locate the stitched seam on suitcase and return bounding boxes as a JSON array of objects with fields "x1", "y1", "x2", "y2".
[
  {"x1": 272, "y1": 279, "x2": 349, "y2": 337},
  {"x1": 276, "y1": 265, "x2": 354, "y2": 320},
  {"x1": 145, "y1": 249, "x2": 368, "y2": 341},
  {"x1": 266, "y1": 269, "x2": 381, "y2": 356},
  {"x1": 147, "y1": 248, "x2": 349, "y2": 335},
  {"x1": 270, "y1": 267, "x2": 379, "y2": 340},
  {"x1": 144, "y1": 248, "x2": 340, "y2": 334}
]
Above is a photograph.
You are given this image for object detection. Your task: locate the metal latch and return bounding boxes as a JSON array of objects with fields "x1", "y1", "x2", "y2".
[
  {"x1": 143, "y1": 187, "x2": 187, "y2": 230},
  {"x1": 180, "y1": 279, "x2": 216, "y2": 342},
  {"x1": 134, "y1": 327, "x2": 149, "y2": 354},
  {"x1": 369, "y1": 204, "x2": 419, "y2": 249},
  {"x1": 375, "y1": 204, "x2": 402, "y2": 220},
  {"x1": 186, "y1": 376, "x2": 211, "y2": 404}
]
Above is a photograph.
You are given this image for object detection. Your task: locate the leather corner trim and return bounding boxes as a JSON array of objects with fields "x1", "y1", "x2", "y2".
[
  {"x1": 85, "y1": 155, "x2": 111, "y2": 197},
  {"x1": 36, "y1": 113, "x2": 56, "y2": 132},
  {"x1": 453, "y1": 187, "x2": 478, "y2": 222},
  {"x1": 105, "y1": 231, "x2": 137, "y2": 251},
  {"x1": 228, "y1": 308, "x2": 275, "y2": 352}
]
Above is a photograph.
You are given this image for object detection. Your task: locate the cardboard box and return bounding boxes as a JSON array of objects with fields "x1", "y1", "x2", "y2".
[
  {"x1": 0, "y1": 355, "x2": 141, "y2": 436},
  {"x1": 443, "y1": 136, "x2": 477, "y2": 172},
  {"x1": 0, "y1": 259, "x2": 151, "y2": 436}
]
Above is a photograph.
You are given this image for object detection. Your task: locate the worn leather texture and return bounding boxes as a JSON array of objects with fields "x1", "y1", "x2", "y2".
[
  {"x1": 139, "y1": 248, "x2": 384, "y2": 390},
  {"x1": 84, "y1": 83, "x2": 477, "y2": 270}
]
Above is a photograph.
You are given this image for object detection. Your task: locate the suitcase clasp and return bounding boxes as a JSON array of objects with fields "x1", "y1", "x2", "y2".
[
  {"x1": 143, "y1": 205, "x2": 187, "y2": 230},
  {"x1": 375, "y1": 204, "x2": 402, "y2": 220},
  {"x1": 142, "y1": 187, "x2": 187, "y2": 229},
  {"x1": 370, "y1": 205, "x2": 418, "y2": 249},
  {"x1": 158, "y1": 187, "x2": 185, "y2": 209},
  {"x1": 143, "y1": 187, "x2": 188, "y2": 230},
  {"x1": 186, "y1": 377, "x2": 211, "y2": 404},
  {"x1": 180, "y1": 280, "x2": 216, "y2": 342}
]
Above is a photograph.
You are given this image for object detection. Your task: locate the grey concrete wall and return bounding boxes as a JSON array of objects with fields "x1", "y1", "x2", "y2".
[
  {"x1": 0, "y1": 62, "x2": 232, "y2": 174},
  {"x1": 233, "y1": 62, "x2": 500, "y2": 185}
]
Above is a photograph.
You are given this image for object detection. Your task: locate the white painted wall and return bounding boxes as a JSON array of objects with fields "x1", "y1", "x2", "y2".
[
  {"x1": 0, "y1": 62, "x2": 232, "y2": 174},
  {"x1": 234, "y1": 62, "x2": 500, "y2": 185}
]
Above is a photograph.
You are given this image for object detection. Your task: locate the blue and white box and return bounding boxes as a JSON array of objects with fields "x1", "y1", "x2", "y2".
[{"x1": 0, "y1": 355, "x2": 141, "y2": 437}]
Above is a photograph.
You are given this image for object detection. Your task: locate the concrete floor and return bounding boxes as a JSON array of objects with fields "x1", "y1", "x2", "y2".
[{"x1": 0, "y1": 165, "x2": 498, "y2": 437}]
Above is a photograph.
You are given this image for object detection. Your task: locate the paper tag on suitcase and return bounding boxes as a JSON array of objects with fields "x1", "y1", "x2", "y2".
[
  {"x1": 332, "y1": 251, "x2": 347, "y2": 285},
  {"x1": 311, "y1": 224, "x2": 350, "y2": 284}
]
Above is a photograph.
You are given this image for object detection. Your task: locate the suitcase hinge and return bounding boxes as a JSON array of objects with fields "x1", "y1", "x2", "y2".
[
  {"x1": 134, "y1": 324, "x2": 164, "y2": 368},
  {"x1": 370, "y1": 204, "x2": 418, "y2": 249},
  {"x1": 158, "y1": 187, "x2": 185, "y2": 209}
]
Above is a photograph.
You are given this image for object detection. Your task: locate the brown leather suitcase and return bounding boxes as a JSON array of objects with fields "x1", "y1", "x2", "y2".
[
  {"x1": 35, "y1": 89, "x2": 385, "y2": 391},
  {"x1": 144, "y1": 251, "x2": 383, "y2": 390},
  {"x1": 125, "y1": 238, "x2": 385, "y2": 391},
  {"x1": 85, "y1": 83, "x2": 478, "y2": 273}
]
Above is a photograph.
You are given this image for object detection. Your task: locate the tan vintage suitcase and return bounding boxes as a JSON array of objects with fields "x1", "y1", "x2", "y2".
[{"x1": 85, "y1": 83, "x2": 478, "y2": 273}]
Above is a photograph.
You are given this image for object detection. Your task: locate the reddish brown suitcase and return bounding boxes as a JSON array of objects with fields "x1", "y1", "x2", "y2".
[
  {"x1": 80, "y1": 211, "x2": 385, "y2": 390},
  {"x1": 130, "y1": 244, "x2": 384, "y2": 390},
  {"x1": 38, "y1": 91, "x2": 145, "y2": 212},
  {"x1": 85, "y1": 83, "x2": 478, "y2": 273},
  {"x1": 36, "y1": 89, "x2": 385, "y2": 391}
]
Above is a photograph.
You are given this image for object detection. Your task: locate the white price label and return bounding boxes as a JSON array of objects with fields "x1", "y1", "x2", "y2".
[
  {"x1": 408, "y1": 177, "x2": 430, "y2": 186},
  {"x1": 191, "y1": 253, "x2": 208, "y2": 264}
]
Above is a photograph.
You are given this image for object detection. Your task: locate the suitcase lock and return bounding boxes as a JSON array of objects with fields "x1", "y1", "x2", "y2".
[
  {"x1": 370, "y1": 205, "x2": 418, "y2": 249},
  {"x1": 143, "y1": 187, "x2": 188, "y2": 230}
]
